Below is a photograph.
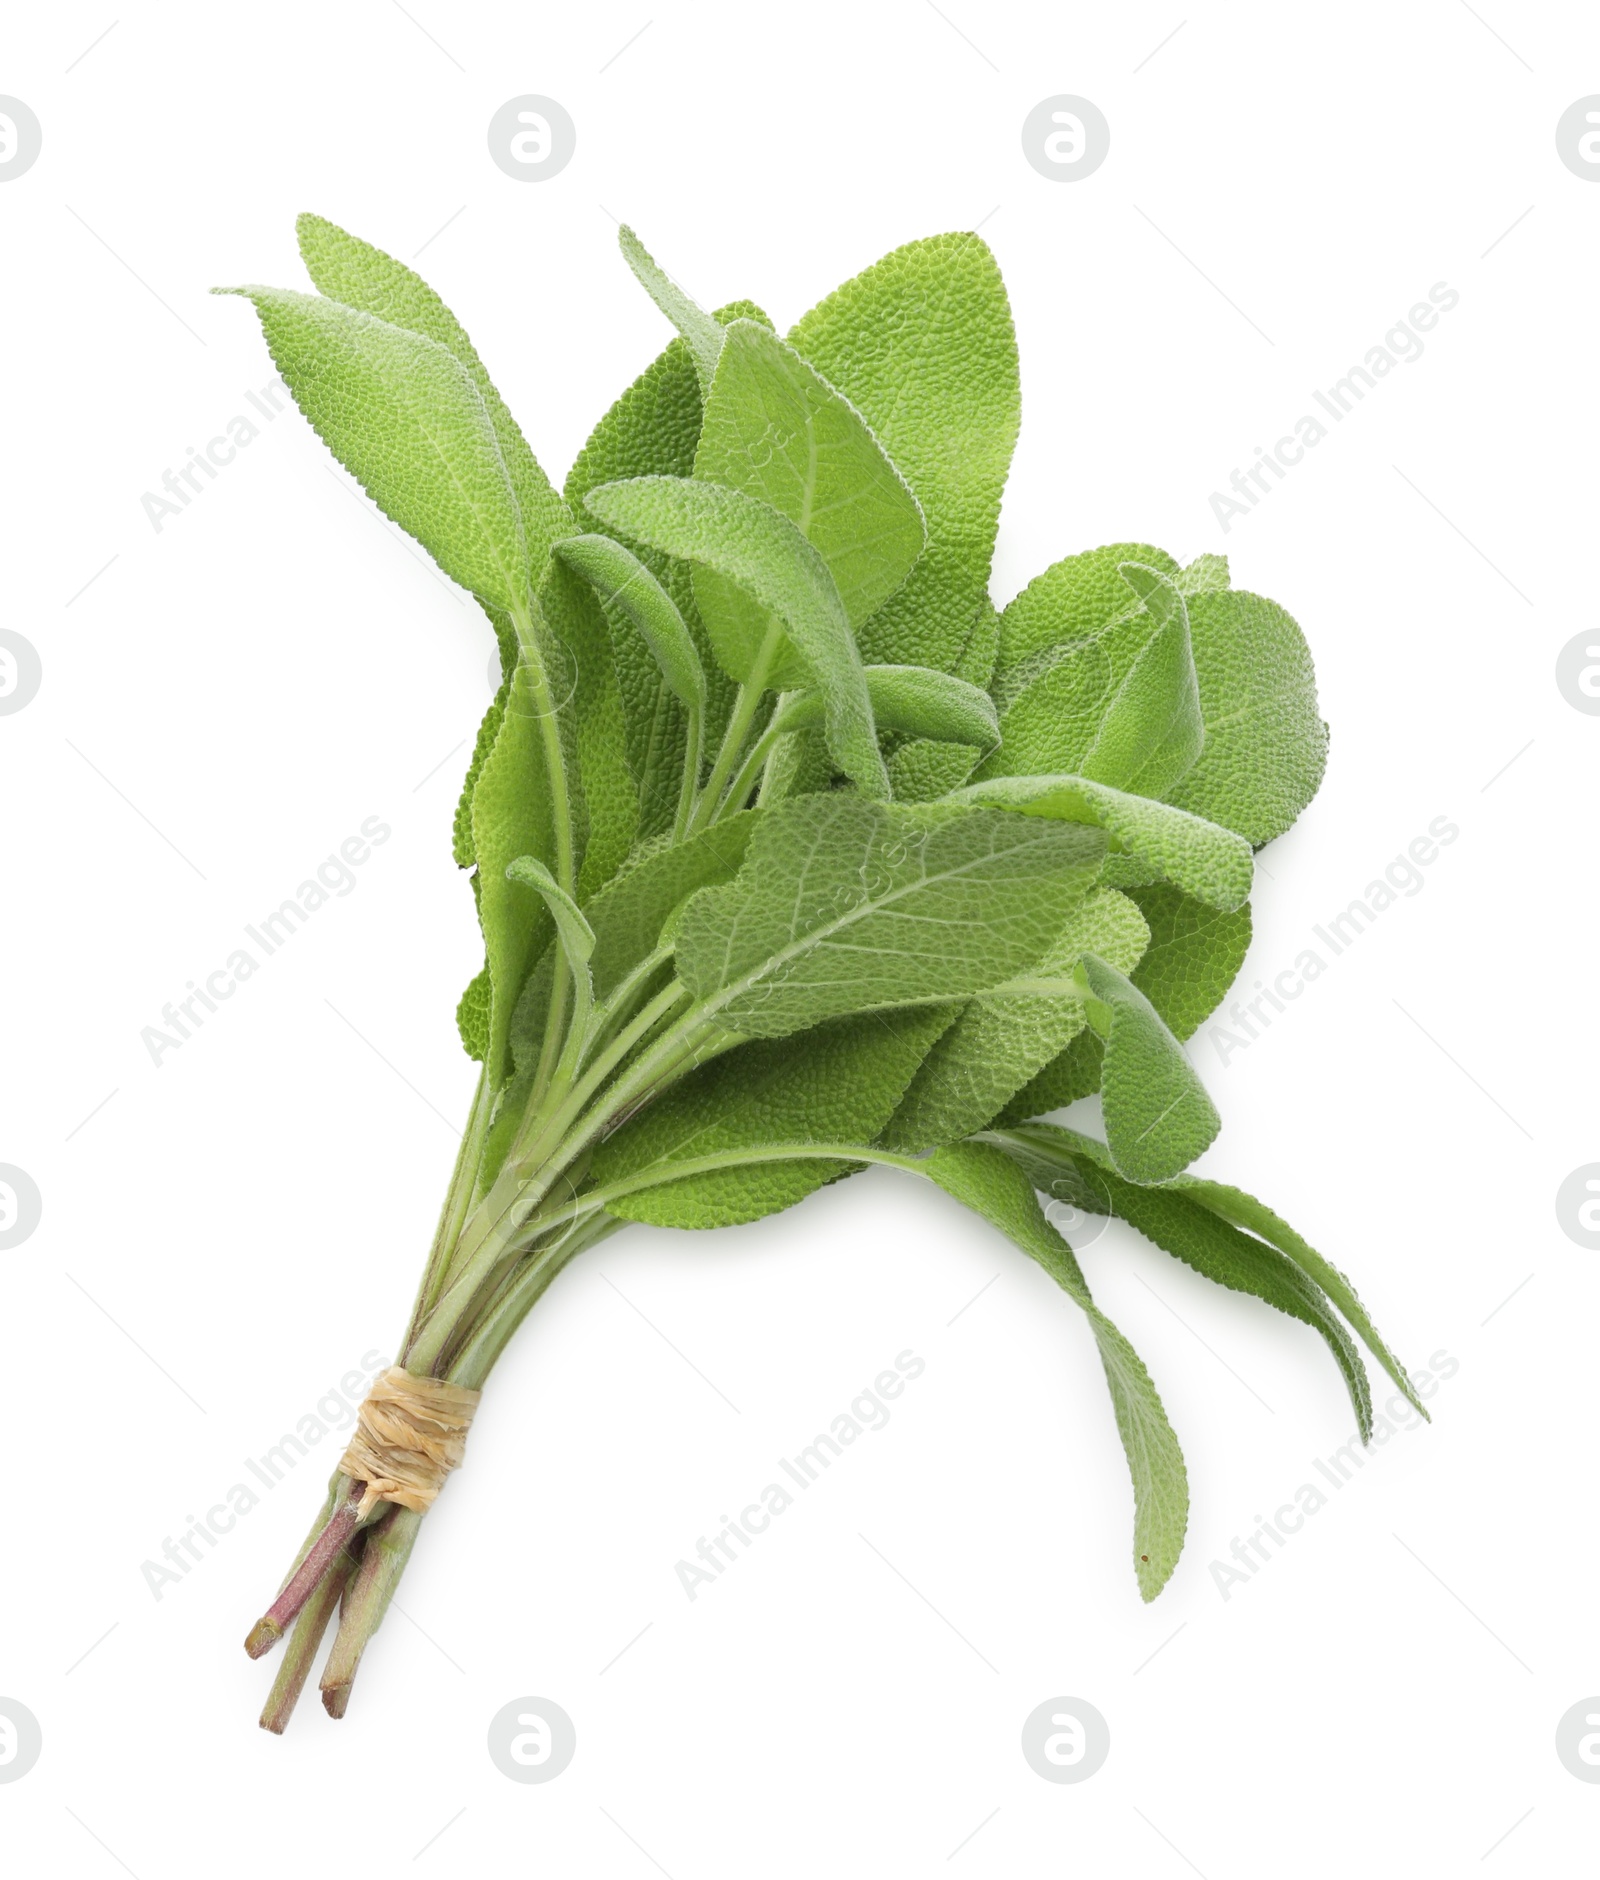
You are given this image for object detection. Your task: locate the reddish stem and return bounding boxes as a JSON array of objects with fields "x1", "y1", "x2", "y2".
[
  {"x1": 244, "y1": 1487, "x2": 364, "y2": 1659},
  {"x1": 258, "y1": 1546, "x2": 358, "y2": 1733}
]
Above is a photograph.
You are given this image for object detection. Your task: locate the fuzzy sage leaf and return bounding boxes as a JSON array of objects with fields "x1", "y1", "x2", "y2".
[
  {"x1": 584, "y1": 475, "x2": 890, "y2": 797},
  {"x1": 1077, "y1": 953, "x2": 1222, "y2": 1184}
]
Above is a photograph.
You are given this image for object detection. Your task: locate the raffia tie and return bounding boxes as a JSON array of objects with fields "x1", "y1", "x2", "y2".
[{"x1": 339, "y1": 1367, "x2": 482, "y2": 1518}]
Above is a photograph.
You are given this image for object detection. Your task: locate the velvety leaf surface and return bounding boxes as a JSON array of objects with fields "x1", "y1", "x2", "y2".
[
  {"x1": 692, "y1": 320, "x2": 925, "y2": 684},
  {"x1": 994, "y1": 542, "x2": 1177, "y2": 682},
  {"x1": 880, "y1": 887, "x2": 1148, "y2": 1152},
  {"x1": 1079, "y1": 955, "x2": 1221, "y2": 1184},
  {"x1": 1124, "y1": 885, "x2": 1251, "y2": 1041},
  {"x1": 295, "y1": 214, "x2": 571, "y2": 579},
  {"x1": 593, "y1": 1007, "x2": 953, "y2": 1228},
  {"x1": 219, "y1": 287, "x2": 531, "y2": 615},
  {"x1": 674, "y1": 797, "x2": 1106, "y2": 1039},
  {"x1": 789, "y1": 235, "x2": 1019, "y2": 671},
  {"x1": 951, "y1": 775, "x2": 1253, "y2": 911},
  {"x1": 1165, "y1": 589, "x2": 1329, "y2": 845},
  {"x1": 585, "y1": 476, "x2": 888, "y2": 796},
  {"x1": 565, "y1": 304, "x2": 772, "y2": 842}
]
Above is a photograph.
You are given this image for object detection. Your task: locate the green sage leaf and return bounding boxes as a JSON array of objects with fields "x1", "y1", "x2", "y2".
[
  {"x1": 789, "y1": 234, "x2": 1019, "y2": 671},
  {"x1": 1175, "y1": 551, "x2": 1229, "y2": 595},
  {"x1": 1165, "y1": 1171, "x2": 1424, "y2": 1416},
  {"x1": 584, "y1": 475, "x2": 888, "y2": 796},
  {"x1": 691, "y1": 319, "x2": 925, "y2": 684},
  {"x1": 216, "y1": 286, "x2": 533, "y2": 616},
  {"x1": 552, "y1": 533, "x2": 706, "y2": 719},
  {"x1": 1078, "y1": 954, "x2": 1221, "y2": 1184},
  {"x1": 592, "y1": 1007, "x2": 954, "y2": 1228},
  {"x1": 951, "y1": 774, "x2": 1252, "y2": 912},
  {"x1": 1123, "y1": 884, "x2": 1251, "y2": 1041},
  {"x1": 1165, "y1": 588, "x2": 1329, "y2": 845},
  {"x1": 675, "y1": 796, "x2": 1106, "y2": 1039},
  {"x1": 1079, "y1": 565, "x2": 1204, "y2": 799},
  {"x1": 294, "y1": 213, "x2": 571, "y2": 581},
  {"x1": 506, "y1": 855, "x2": 595, "y2": 968},
  {"x1": 880, "y1": 887, "x2": 1148, "y2": 1153},
  {"x1": 770, "y1": 664, "x2": 997, "y2": 749},
  {"x1": 994, "y1": 542, "x2": 1177, "y2": 685},
  {"x1": 994, "y1": 1124, "x2": 1377, "y2": 1441},
  {"x1": 585, "y1": 811, "x2": 762, "y2": 1002},
  {"x1": 470, "y1": 642, "x2": 564, "y2": 1087},
  {"x1": 618, "y1": 225, "x2": 727, "y2": 400},
  {"x1": 920, "y1": 1139, "x2": 1188, "y2": 1601}
]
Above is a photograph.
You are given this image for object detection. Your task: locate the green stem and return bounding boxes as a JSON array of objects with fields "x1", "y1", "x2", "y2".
[
  {"x1": 320, "y1": 1506, "x2": 423, "y2": 1719},
  {"x1": 514, "y1": 978, "x2": 691, "y2": 1173},
  {"x1": 688, "y1": 622, "x2": 783, "y2": 833},
  {"x1": 404, "y1": 1067, "x2": 492, "y2": 1347},
  {"x1": 448, "y1": 1213, "x2": 623, "y2": 1389},
  {"x1": 510, "y1": 602, "x2": 576, "y2": 895},
  {"x1": 672, "y1": 702, "x2": 704, "y2": 841},
  {"x1": 405, "y1": 982, "x2": 702, "y2": 1375},
  {"x1": 529, "y1": 951, "x2": 573, "y2": 1118},
  {"x1": 259, "y1": 1546, "x2": 356, "y2": 1733},
  {"x1": 511, "y1": 598, "x2": 579, "y2": 1120},
  {"x1": 583, "y1": 939, "x2": 675, "y2": 1066},
  {"x1": 713, "y1": 702, "x2": 784, "y2": 822}
]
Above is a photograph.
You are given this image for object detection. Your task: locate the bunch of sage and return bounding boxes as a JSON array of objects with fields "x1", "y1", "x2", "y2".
[{"x1": 219, "y1": 218, "x2": 1421, "y2": 1732}]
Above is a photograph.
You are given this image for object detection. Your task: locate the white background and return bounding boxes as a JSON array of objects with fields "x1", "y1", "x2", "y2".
[{"x1": 2, "y1": 2, "x2": 1596, "y2": 1873}]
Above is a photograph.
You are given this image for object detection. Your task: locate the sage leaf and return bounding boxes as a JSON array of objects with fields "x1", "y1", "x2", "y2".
[
  {"x1": 592, "y1": 1007, "x2": 954, "y2": 1228},
  {"x1": 1175, "y1": 551, "x2": 1229, "y2": 595},
  {"x1": 456, "y1": 961, "x2": 491, "y2": 1062},
  {"x1": 888, "y1": 593, "x2": 1002, "y2": 803},
  {"x1": 1123, "y1": 885, "x2": 1252, "y2": 1041},
  {"x1": 789, "y1": 234, "x2": 1019, "y2": 671},
  {"x1": 1079, "y1": 565, "x2": 1204, "y2": 799},
  {"x1": 691, "y1": 319, "x2": 925, "y2": 684},
  {"x1": 553, "y1": 533, "x2": 706, "y2": 836},
  {"x1": 993, "y1": 1124, "x2": 1378, "y2": 1441},
  {"x1": 295, "y1": 213, "x2": 572, "y2": 581},
  {"x1": 996, "y1": 1028, "x2": 1105, "y2": 1125},
  {"x1": 1078, "y1": 954, "x2": 1221, "y2": 1184},
  {"x1": 1165, "y1": 1172, "x2": 1425, "y2": 1416},
  {"x1": 951, "y1": 774, "x2": 1253, "y2": 912},
  {"x1": 216, "y1": 287, "x2": 533, "y2": 617},
  {"x1": 994, "y1": 541, "x2": 1177, "y2": 685},
  {"x1": 920, "y1": 1139, "x2": 1188, "y2": 1601},
  {"x1": 979, "y1": 562, "x2": 1203, "y2": 793},
  {"x1": 880, "y1": 887, "x2": 1148, "y2": 1153},
  {"x1": 585, "y1": 811, "x2": 762, "y2": 1002},
  {"x1": 618, "y1": 225, "x2": 727, "y2": 400},
  {"x1": 770, "y1": 664, "x2": 997, "y2": 749},
  {"x1": 540, "y1": 560, "x2": 635, "y2": 899},
  {"x1": 552, "y1": 534, "x2": 706, "y2": 719},
  {"x1": 674, "y1": 796, "x2": 1106, "y2": 1039},
  {"x1": 470, "y1": 648, "x2": 563, "y2": 1088},
  {"x1": 584, "y1": 475, "x2": 888, "y2": 796},
  {"x1": 564, "y1": 304, "x2": 770, "y2": 842},
  {"x1": 1164, "y1": 588, "x2": 1329, "y2": 845},
  {"x1": 505, "y1": 856, "x2": 595, "y2": 968}
]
